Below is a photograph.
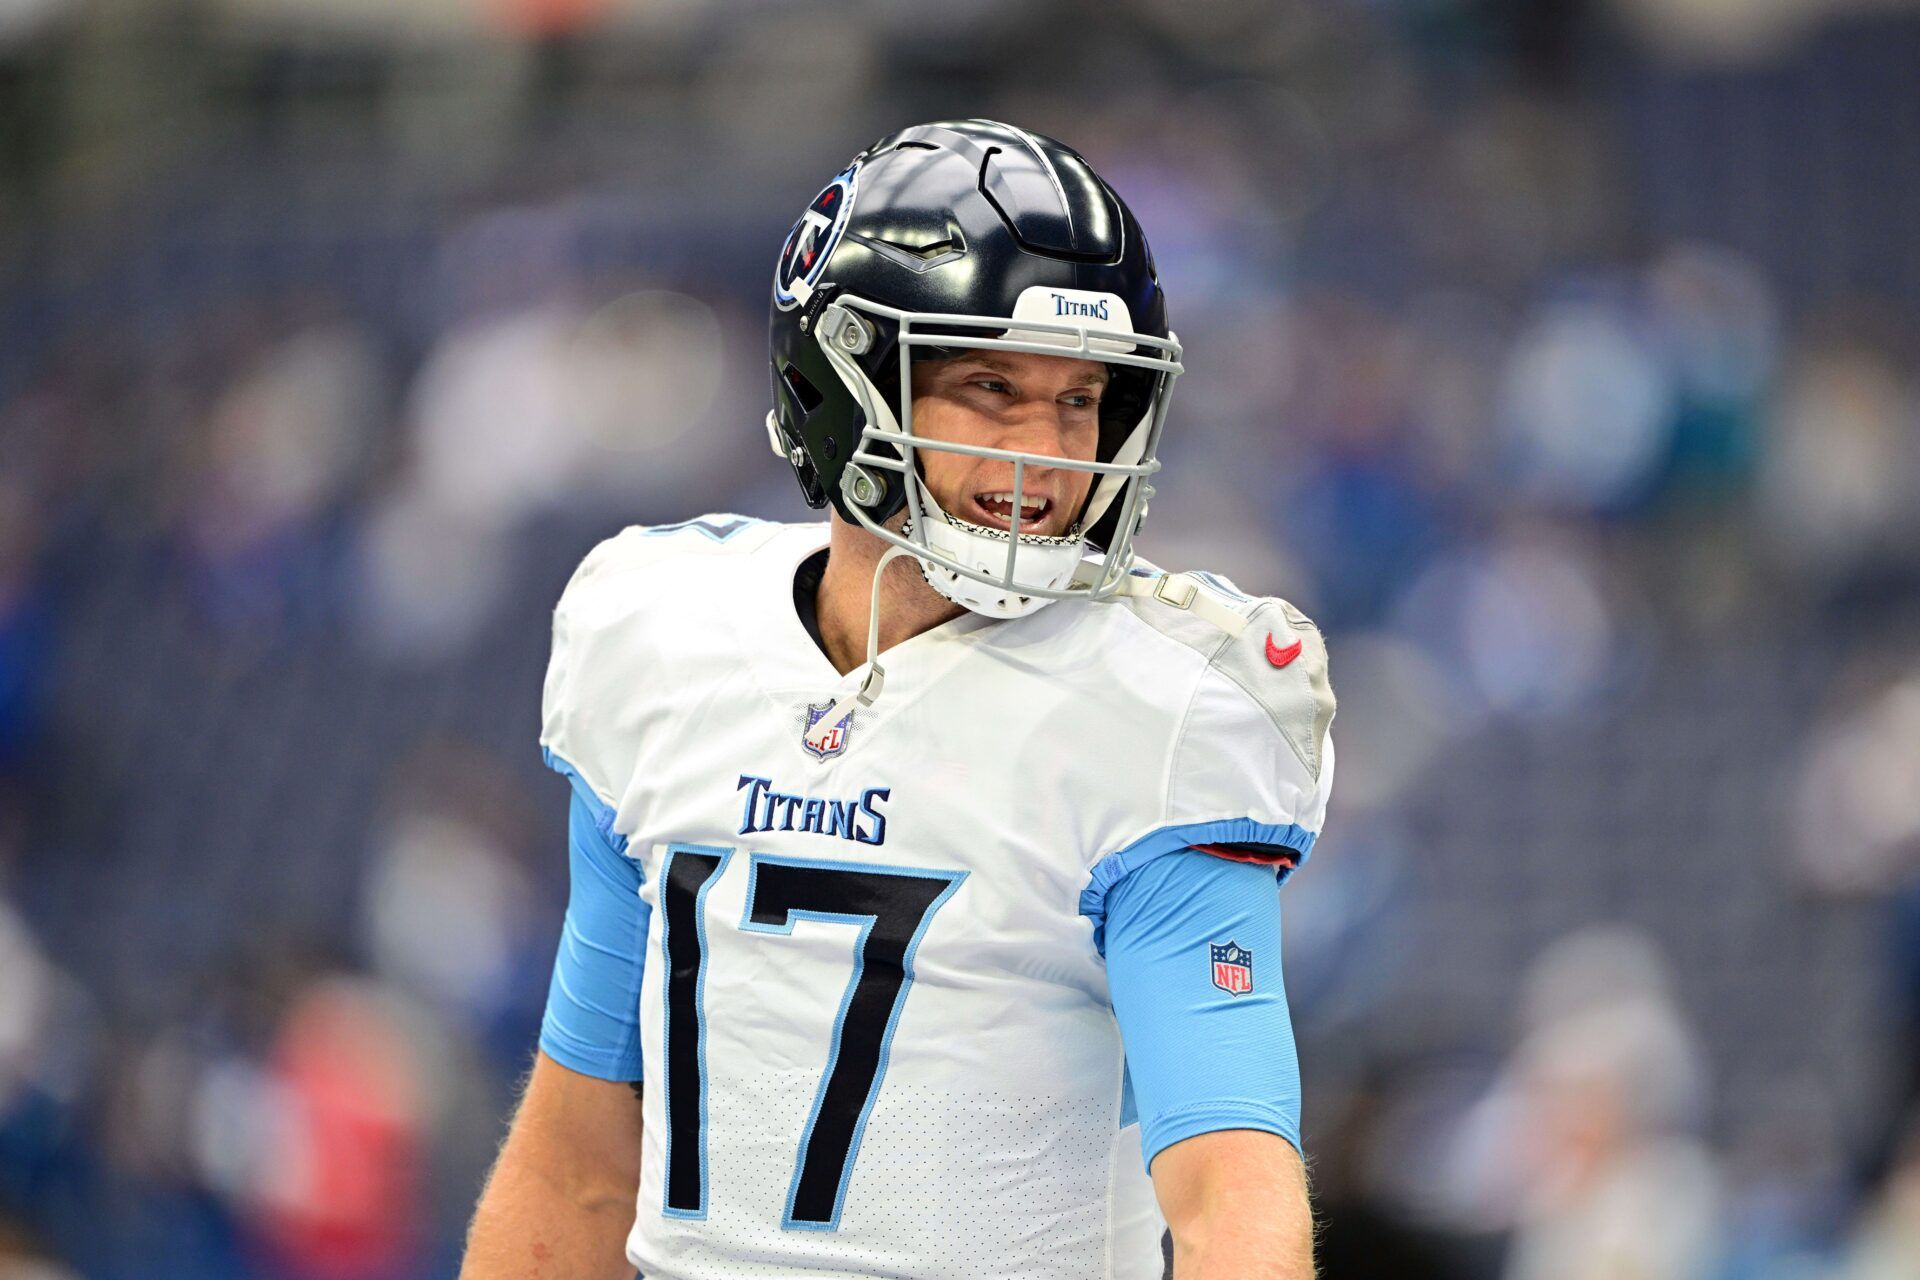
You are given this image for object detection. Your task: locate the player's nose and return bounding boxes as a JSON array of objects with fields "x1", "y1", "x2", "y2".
[{"x1": 991, "y1": 402, "x2": 1081, "y2": 465}]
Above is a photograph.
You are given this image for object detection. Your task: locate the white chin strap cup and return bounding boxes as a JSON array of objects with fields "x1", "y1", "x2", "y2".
[{"x1": 910, "y1": 499, "x2": 1085, "y2": 620}]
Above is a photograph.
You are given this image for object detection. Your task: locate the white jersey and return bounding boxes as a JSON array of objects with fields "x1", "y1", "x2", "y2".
[{"x1": 540, "y1": 515, "x2": 1336, "y2": 1280}]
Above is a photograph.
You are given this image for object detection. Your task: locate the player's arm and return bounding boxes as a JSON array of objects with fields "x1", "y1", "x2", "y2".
[
  {"x1": 1153, "y1": 1129, "x2": 1313, "y2": 1280},
  {"x1": 461, "y1": 780, "x2": 650, "y2": 1280},
  {"x1": 461, "y1": 1052, "x2": 642, "y2": 1280},
  {"x1": 1103, "y1": 849, "x2": 1315, "y2": 1280}
]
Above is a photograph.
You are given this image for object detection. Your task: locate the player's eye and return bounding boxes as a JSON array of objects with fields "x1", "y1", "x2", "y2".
[
  {"x1": 1061, "y1": 392, "x2": 1101, "y2": 409},
  {"x1": 970, "y1": 378, "x2": 1011, "y2": 396}
]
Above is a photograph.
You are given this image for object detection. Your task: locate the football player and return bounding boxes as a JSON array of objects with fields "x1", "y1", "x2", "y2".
[{"x1": 460, "y1": 120, "x2": 1335, "y2": 1280}]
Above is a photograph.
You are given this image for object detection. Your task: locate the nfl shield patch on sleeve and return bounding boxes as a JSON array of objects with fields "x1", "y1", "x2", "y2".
[{"x1": 1210, "y1": 941, "x2": 1254, "y2": 996}]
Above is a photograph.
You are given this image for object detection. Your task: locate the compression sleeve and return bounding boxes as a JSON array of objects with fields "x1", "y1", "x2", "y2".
[
  {"x1": 1104, "y1": 850, "x2": 1300, "y2": 1171},
  {"x1": 539, "y1": 786, "x2": 649, "y2": 1081}
]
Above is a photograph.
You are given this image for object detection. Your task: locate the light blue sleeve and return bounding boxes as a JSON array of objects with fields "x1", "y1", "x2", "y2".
[
  {"x1": 539, "y1": 759, "x2": 649, "y2": 1082},
  {"x1": 1103, "y1": 850, "x2": 1300, "y2": 1171}
]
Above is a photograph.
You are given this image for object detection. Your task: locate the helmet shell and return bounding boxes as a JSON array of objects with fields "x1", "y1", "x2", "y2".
[{"x1": 768, "y1": 120, "x2": 1169, "y2": 549}]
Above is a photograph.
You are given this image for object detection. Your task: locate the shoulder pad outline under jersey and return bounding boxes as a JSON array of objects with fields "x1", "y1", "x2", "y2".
[
  {"x1": 1111, "y1": 571, "x2": 1335, "y2": 782},
  {"x1": 1210, "y1": 597, "x2": 1334, "y2": 782},
  {"x1": 558, "y1": 514, "x2": 784, "y2": 597}
]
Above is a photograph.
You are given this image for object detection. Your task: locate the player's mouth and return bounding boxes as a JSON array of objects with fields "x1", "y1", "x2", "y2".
[{"x1": 968, "y1": 490, "x2": 1053, "y2": 533}]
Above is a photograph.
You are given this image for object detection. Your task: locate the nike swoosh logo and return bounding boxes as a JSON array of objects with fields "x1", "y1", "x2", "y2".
[{"x1": 1265, "y1": 633, "x2": 1303, "y2": 668}]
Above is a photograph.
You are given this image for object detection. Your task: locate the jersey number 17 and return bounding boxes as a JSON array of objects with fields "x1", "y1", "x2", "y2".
[{"x1": 658, "y1": 845, "x2": 966, "y2": 1231}]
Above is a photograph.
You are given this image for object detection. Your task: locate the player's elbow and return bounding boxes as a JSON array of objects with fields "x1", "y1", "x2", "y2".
[
  {"x1": 478, "y1": 1129, "x2": 637, "y2": 1219},
  {"x1": 1154, "y1": 1129, "x2": 1315, "y2": 1280},
  {"x1": 502, "y1": 1115, "x2": 642, "y2": 1216},
  {"x1": 550, "y1": 1163, "x2": 641, "y2": 1216},
  {"x1": 482, "y1": 1054, "x2": 645, "y2": 1214}
]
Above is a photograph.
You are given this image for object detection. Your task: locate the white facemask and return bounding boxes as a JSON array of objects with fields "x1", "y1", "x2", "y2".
[{"x1": 800, "y1": 291, "x2": 1180, "y2": 617}]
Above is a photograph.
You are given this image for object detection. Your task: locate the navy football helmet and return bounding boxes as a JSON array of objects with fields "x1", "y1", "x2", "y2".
[{"x1": 766, "y1": 119, "x2": 1181, "y2": 618}]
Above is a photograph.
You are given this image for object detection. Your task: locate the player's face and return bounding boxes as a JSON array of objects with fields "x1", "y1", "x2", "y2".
[{"x1": 909, "y1": 351, "x2": 1107, "y2": 538}]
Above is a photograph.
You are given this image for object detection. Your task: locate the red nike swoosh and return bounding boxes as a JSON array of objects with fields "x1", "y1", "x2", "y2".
[{"x1": 1265, "y1": 633, "x2": 1303, "y2": 668}]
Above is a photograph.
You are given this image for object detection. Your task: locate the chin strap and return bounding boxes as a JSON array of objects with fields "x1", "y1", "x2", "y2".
[
  {"x1": 804, "y1": 545, "x2": 915, "y2": 752},
  {"x1": 1071, "y1": 561, "x2": 1250, "y2": 638}
]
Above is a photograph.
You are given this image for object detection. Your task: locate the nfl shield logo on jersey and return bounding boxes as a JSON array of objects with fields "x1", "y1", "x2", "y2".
[
  {"x1": 802, "y1": 702, "x2": 854, "y2": 760},
  {"x1": 1210, "y1": 942, "x2": 1254, "y2": 996}
]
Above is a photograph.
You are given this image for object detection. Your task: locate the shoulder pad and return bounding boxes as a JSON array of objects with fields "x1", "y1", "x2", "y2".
[
  {"x1": 602, "y1": 513, "x2": 777, "y2": 562},
  {"x1": 561, "y1": 514, "x2": 782, "y2": 595},
  {"x1": 1114, "y1": 570, "x2": 1335, "y2": 781},
  {"x1": 544, "y1": 514, "x2": 793, "y2": 802},
  {"x1": 629, "y1": 514, "x2": 773, "y2": 547},
  {"x1": 1213, "y1": 597, "x2": 1335, "y2": 782}
]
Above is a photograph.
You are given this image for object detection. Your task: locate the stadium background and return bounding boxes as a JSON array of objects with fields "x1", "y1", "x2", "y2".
[{"x1": 3, "y1": 0, "x2": 1920, "y2": 1276}]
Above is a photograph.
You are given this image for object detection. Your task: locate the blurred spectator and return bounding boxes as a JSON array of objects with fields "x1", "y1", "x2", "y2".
[
  {"x1": 358, "y1": 741, "x2": 553, "y2": 1063},
  {"x1": 1439, "y1": 929, "x2": 1721, "y2": 1280},
  {"x1": 1496, "y1": 1007, "x2": 1722, "y2": 1280},
  {"x1": 176, "y1": 320, "x2": 384, "y2": 633},
  {"x1": 1261, "y1": 292, "x2": 1450, "y2": 626},
  {"x1": 348, "y1": 493, "x2": 519, "y2": 661},
  {"x1": 1758, "y1": 325, "x2": 1920, "y2": 597},
  {"x1": 352, "y1": 209, "x2": 738, "y2": 657},
  {"x1": 0, "y1": 904, "x2": 60, "y2": 1115},
  {"x1": 1794, "y1": 666, "x2": 1920, "y2": 898},
  {"x1": 1391, "y1": 520, "x2": 1629, "y2": 722},
  {"x1": 237, "y1": 978, "x2": 429, "y2": 1280},
  {"x1": 1643, "y1": 243, "x2": 1779, "y2": 500},
  {"x1": 1794, "y1": 665, "x2": 1920, "y2": 1125},
  {"x1": 403, "y1": 298, "x2": 595, "y2": 533},
  {"x1": 1500, "y1": 293, "x2": 1675, "y2": 513}
]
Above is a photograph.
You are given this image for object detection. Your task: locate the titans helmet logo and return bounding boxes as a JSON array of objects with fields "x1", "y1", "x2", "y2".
[{"x1": 774, "y1": 163, "x2": 859, "y2": 311}]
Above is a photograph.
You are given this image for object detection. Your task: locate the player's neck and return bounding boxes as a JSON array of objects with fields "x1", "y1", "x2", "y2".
[{"x1": 815, "y1": 516, "x2": 967, "y2": 676}]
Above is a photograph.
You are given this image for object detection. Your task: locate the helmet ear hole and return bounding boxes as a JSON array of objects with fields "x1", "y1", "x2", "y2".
[
  {"x1": 781, "y1": 363, "x2": 824, "y2": 415},
  {"x1": 774, "y1": 363, "x2": 829, "y2": 508},
  {"x1": 1097, "y1": 367, "x2": 1157, "y2": 461}
]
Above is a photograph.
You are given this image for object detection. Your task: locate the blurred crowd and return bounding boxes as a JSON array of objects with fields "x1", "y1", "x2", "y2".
[{"x1": 3, "y1": 1, "x2": 1920, "y2": 1277}]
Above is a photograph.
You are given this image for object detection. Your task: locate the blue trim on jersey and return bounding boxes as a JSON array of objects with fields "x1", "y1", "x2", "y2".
[
  {"x1": 542, "y1": 747, "x2": 627, "y2": 855},
  {"x1": 639, "y1": 515, "x2": 764, "y2": 543},
  {"x1": 739, "y1": 854, "x2": 966, "y2": 1233},
  {"x1": 1103, "y1": 851, "x2": 1302, "y2": 1171},
  {"x1": 1191, "y1": 570, "x2": 1251, "y2": 602},
  {"x1": 659, "y1": 843, "x2": 733, "y2": 1221},
  {"x1": 538, "y1": 785, "x2": 648, "y2": 1082},
  {"x1": 1079, "y1": 817, "x2": 1317, "y2": 954}
]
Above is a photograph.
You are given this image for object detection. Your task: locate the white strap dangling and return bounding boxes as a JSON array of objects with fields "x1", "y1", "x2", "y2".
[{"x1": 803, "y1": 545, "x2": 913, "y2": 752}]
